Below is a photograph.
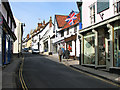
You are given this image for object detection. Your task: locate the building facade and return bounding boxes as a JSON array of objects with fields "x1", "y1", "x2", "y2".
[
  {"x1": 13, "y1": 17, "x2": 24, "y2": 57},
  {"x1": 31, "y1": 17, "x2": 54, "y2": 55},
  {"x1": 0, "y1": 0, "x2": 17, "y2": 66},
  {"x1": 53, "y1": 12, "x2": 82, "y2": 59},
  {"x1": 78, "y1": 0, "x2": 120, "y2": 70}
]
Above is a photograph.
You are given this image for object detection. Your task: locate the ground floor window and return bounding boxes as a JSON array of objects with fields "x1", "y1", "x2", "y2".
[
  {"x1": 98, "y1": 29, "x2": 106, "y2": 65},
  {"x1": 114, "y1": 29, "x2": 120, "y2": 67},
  {"x1": 66, "y1": 41, "x2": 72, "y2": 52},
  {"x1": 44, "y1": 41, "x2": 48, "y2": 52},
  {"x1": 83, "y1": 32, "x2": 95, "y2": 64}
]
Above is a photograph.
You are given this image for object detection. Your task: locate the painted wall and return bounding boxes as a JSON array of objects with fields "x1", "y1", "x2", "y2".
[
  {"x1": 82, "y1": 0, "x2": 116, "y2": 29},
  {"x1": 13, "y1": 17, "x2": 22, "y2": 54}
]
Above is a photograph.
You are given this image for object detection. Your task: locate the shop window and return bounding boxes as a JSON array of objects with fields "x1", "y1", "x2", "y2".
[
  {"x1": 114, "y1": 30, "x2": 120, "y2": 67},
  {"x1": 98, "y1": 30, "x2": 106, "y2": 65},
  {"x1": 90, "y1": 4, "x2": 95, "y2": 24},
  {"x1": 84, "y1": 34, "x2": 95, "y2": 64},
  {"x1": 67, "y1": 41, "x2": 72, "y2": 52}
]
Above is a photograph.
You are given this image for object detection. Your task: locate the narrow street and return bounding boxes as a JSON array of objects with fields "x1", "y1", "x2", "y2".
[{"x1": 21, "y1": 53, "x2": 119, "y2": 88}]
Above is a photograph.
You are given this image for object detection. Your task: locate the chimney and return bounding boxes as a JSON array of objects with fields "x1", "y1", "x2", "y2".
[
  {"x1": 38, "y1": 22, "x2": 42, "y2": 27},
  {"x1": 27, "y1": 34, "x2": 29, "y2": 39},
  {"x1": 43, "y1": 20, "x2": 45, "y2": 25},
  {"x1": 49, "y1": 16, "x2": 52, "y2": 28}
]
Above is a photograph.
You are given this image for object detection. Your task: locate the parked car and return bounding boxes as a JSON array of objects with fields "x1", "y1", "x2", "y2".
[
  {"x1": 24, "y1": 48, "x2": 29, "y2": 52},
  {"x1": 32, "y1": 49, "x2": 40, "y2": 54}
]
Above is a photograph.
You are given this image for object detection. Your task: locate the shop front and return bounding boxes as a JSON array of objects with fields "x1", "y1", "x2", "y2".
[
  {"x1": 80, "y1": 26, "x2": 109, "y2": 68},
  {"x1": 65, "y1": 35, "x2": 77, "y2": 59}
]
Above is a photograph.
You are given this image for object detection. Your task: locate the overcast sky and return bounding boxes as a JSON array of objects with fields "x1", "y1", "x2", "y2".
[{"x1": 10, "y1": 2, "x2": 79, "y2": 38}]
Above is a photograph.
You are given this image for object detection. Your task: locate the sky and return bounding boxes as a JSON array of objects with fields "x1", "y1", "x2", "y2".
[{"x1": 9, "y1": 2, "x2": 79, "y2": 38}]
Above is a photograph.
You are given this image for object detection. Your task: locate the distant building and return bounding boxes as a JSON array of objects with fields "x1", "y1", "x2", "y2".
[
  {"x1": 0, "y1": 0, "x2": 17, "y2": 66},
  {"x1": 31, "y1": 17, "x2": 54, "y2": 55}
]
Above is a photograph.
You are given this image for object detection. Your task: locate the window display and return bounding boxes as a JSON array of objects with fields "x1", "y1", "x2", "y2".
[
  {"x1": 98, "y1": 30, "x2": 106, "y2": 65},
  {"x1": 84, "y1": 33, "x2": 95, "y2": 64},
  {"x1": 114, "y1": 30, "x2": 120, "y2": 67},
  {"x1": 67, "y1": 41, "x2": 72, "y2": 52}
]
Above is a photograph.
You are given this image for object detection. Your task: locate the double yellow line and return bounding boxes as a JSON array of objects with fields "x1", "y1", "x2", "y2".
[{"x1": 19, "y1": 57, "x2": 28, "y2": 90}]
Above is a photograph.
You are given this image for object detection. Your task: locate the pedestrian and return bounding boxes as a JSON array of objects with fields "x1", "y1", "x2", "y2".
[
  {"x1": 61, "y1": 46, "x2": 65, "y2": 59},
  {"x1": 65, "y1": 48, "x2": 70, "y2": 60},
  {"x1": 58, "y1": 47, "x2": 63, "y2": 62}
]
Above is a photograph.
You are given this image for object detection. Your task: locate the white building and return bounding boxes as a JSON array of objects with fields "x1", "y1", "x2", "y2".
[
  {"x1": 32, "y1": 17, "x2": 54, "y2": 55},
  {"x1": 0, "y1": 0, "x2": 17, "y2": 66},
  {"x1": 77, "y1": 0, "x2": 120, "y2": 70},
  {"x1": 53, "y1": 13, "x2": 81, "y2": 59},
  {"x1": 13, "y1": 17, "x2": 24, "y2": 57}
]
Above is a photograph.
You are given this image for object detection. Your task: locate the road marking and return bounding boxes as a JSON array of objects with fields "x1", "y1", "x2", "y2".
[
  {"x1": 19, "y1": 57, "x2": 28, "y2": 90},
  {"x1": 69, "y1": 66, "x2": 120, "y2": 88}
]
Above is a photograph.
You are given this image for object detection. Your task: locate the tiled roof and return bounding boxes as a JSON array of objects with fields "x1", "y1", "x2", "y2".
[
  {"x1": 55, "y1": 15, "x2": 68, "y2": 28},
  {"x1": 55, "y1": 13, "x2": 80, "y2": 31}
]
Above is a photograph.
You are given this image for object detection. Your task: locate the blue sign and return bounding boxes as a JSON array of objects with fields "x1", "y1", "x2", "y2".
[{"x1": 79, "y1": 22, "x2": 82, "y2": 30}]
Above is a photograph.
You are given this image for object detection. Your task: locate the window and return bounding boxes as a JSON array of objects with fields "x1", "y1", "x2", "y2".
[
  {"x1": 114, "y1": 1, "x2": 120, "y2": 14},
  {"x1": 61, "y1": 31, "x2": 64, "y2": 37},
  {"x1": 67, "y1": 41, "x2": 72, "y2": 52},
  {"x1": 56, "y1": 30, "x2": 58, "y2": 37},
  {"x1": 74, "y1": 25, "x2": 77, "y2": 33},
  {"x1": 67, "y1": 28, "x2": 69, "y2": 35},
  {"x1": 97, "y1": 0, "x2": 109, "y2": 13},
  {"x1": 90, "y1": 4, "x2": 95, "y2": 24}
]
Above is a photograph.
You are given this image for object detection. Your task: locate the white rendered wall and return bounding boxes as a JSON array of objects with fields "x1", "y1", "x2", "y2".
[
  {"x1": 13, "y1": 18, "x2": 22, "y2": 54},
  {"x1": 82, "y1": 0, "x2": 116, "y2": 29}
]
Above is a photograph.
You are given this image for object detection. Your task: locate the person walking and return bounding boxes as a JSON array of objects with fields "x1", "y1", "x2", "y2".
[
  {"x1": 65, "y1": 48, "x2": 70, "y2": 61},
  {"x1": 58, "y1": 47, "x2": 63, "y2": 62},
  {"x1": 61, "y1": 46, "x2": 65, "y2": 59}
]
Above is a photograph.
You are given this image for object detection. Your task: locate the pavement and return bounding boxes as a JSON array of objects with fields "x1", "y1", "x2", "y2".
[
  {"x1": 49, "y1": 54, "x2": 120, "y2": 85},
  {"x1": 2, "y1": 57, "x2": 22, "y2": 89}
]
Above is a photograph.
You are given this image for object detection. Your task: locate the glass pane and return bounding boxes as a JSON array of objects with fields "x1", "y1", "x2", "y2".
[
  {"x1": 98, "y1": 34, "x2": 105, "y2": 65},
  {"x1": 84, "y1": 35, "x2": 95, "y2": 64},
  {"x1": 114, "y1": 30, "x2": 120, "y2": 67}
]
